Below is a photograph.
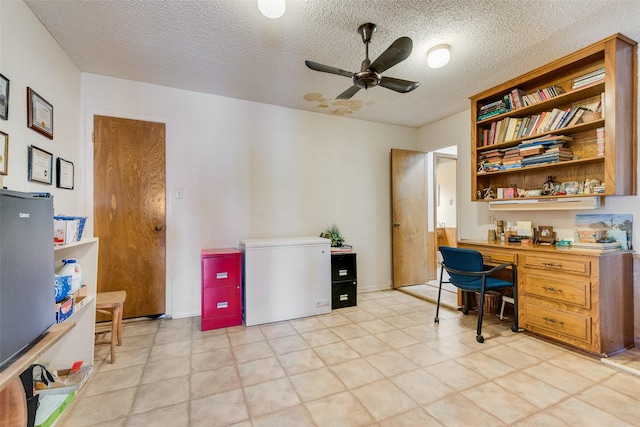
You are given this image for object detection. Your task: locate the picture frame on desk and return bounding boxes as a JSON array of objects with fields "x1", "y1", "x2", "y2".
[{"x1": 538, "y1": 226, "x2": 554, "y2": 244}]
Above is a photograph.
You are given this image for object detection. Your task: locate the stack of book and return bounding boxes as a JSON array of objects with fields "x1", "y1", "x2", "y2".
[
  {"x1": 478, "y1": 99, "x2": 507, "y2": 120},
  {"x1": 501, "y1": 147, "x2": 522, "y2": 169},
  {"x1": 572, "y1": 67, "x2": 605, "y2": 89},
  {"x1": 596, "y1": 127, "x2": 605, "y2": 157},
  {"x1": 518, "y1": 135, "x2": 574, "y2": 167},
  {"x1": 478, "y1": 148, "x2": 504, "y2": 172}
]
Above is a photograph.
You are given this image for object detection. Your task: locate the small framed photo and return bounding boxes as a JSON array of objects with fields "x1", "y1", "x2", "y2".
[
  {"x1": 56, "y1": 157, "x2": 74, "y2": 189},
  {"x1": 538, "y1": 226, "x2": 554, "y2": 244},
  {"x1": 0, "y1": 131, "x2": 8, "y2": 175},
  {"x1": 28, "y1": 145, "x2": 53, "y2": 184},
  {"x1": 27, "y1": 87, "x2": 53, "y2": 139},
  {"x1": 0, "y1": 73, "x2": 9, "y2": 120}
]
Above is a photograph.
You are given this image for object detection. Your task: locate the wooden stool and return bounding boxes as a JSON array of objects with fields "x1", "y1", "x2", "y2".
[{"x1": 95, "y1": 291, "x2": 127, "y2": 363}]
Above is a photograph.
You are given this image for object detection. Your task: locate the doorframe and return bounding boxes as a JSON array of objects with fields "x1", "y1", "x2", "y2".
[
  {"x1": 429, "y1": 148, "x2": 458, "y2": 279},
  {"x1": 84, "y1": 109, "x2": 173, "y2": 315}
]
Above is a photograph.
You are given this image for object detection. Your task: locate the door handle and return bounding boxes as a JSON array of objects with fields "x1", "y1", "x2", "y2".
[
  {"x1": 155, "y1": 225, "x2": 164, "y2": 232},
  {"x1": 394, "y1": 222, "x2": 400, "y2": 227}
]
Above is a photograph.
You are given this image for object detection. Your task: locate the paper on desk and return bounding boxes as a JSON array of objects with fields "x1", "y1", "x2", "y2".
[{"x1": 516, "y1": 221, "x2": 532, "y2": 237}]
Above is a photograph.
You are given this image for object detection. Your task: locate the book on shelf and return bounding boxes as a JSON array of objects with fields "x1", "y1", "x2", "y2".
[
  {"x1": 566, "y1": 107, "x2": 590, "y2": 127},
  {"x1": 596, "y1": 127, "x2": 605, "y2": 157},
  {"x1": 557, "y1": 106, "x2": 580, "y2": 128},
  {"x1": 572, "y1": 67, "x2": 605, "y2": 89},
  {"x1": 571, "y1": 241, "x2": 620, "y2": 251},
  {"x1": 515, "y1": 117, "x2": 530, "y2": 139},
  {"x1": 480, "y1": 99, "x2": 504, "y2": 112}
]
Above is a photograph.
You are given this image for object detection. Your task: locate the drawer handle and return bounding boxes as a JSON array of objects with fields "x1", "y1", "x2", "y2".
[
  {"x1": 339, "y1": 294, "x2": 349, "y2": 301},
  {"x1": 542, "y1": 286, "x2": 563, "y2": 293},
  {"x1": 216, "y1": 272, "x2": 228, "y2": 279},
  {"x1": 339, "y1": 269, "x2": 348, "y2": 276},
  {"x1": 542, "y1": 262, "x2": 562, "y2": 268},
  {"x1": 217, "y1": 301, "x2": 229, "y2": 309},
  {"x1": 542, "y1": 317, "x2": 564, "y2": 326}
]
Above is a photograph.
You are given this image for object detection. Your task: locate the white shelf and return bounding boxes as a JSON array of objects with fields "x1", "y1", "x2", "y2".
[{"x1": 39, "y1": 238, "x2": 99, "y2": 372}]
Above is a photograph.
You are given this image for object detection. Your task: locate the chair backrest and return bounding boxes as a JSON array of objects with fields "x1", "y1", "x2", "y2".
[{"x1": 439, "y1": 246, "x2": 485, "y2": 289}]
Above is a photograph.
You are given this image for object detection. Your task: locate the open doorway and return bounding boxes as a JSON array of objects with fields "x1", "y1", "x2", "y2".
[{"x1": 399, "y1": 146, "x2": 458, "y2": 307}]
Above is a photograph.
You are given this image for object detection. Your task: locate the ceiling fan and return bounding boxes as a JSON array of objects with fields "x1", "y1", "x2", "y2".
[{"x1": 305, "y1": 23, "x2": 420, "y2": 100}]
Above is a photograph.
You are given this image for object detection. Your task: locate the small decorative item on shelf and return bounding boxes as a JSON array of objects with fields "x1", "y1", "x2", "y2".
[
  {"x1": 323, "y1": 224, "x2": 345, "y2": 247},
  {"x1": 542, "y1": 176, "x2": 554, "y2": 195},
  {"x1": 482, "y1": 187, "x2": 495, "y2": 199}
]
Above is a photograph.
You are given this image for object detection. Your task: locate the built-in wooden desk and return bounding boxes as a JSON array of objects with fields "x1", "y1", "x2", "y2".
[{"x1": 458, "y1": 240, "x2": 634, "y2": 356}]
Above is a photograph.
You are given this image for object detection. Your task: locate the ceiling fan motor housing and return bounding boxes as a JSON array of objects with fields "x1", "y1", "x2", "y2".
[{"x1": 354, "y1": 70, "x2": 381, "y2": 89}]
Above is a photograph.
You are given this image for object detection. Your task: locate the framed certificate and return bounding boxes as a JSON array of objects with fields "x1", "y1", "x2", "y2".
[
  {"x1": 28, "y1": 145, "x2": 53, "y2": 184},
  {"x1": 56, "y1": 157, "x2": 74, "y2": 189},
  {"x1": 27, "y1": 87, "x2": 53, "y2": 139},
  {"x1": 0, "y1": 131, "x2": 7, "y2": 175}
]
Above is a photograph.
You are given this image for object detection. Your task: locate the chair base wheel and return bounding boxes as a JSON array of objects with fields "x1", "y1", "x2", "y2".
[
  {"x1": 434, "y1": 317, "x2": 439, "y2": 324},
  {"x1": 511, "y1": 325, "x2": 519, "y2": 332},
  {"x1": 476, "y1": 335, "x2": 484, "y2": 343}
]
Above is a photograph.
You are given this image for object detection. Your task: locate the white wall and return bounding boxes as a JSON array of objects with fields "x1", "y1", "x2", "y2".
[
  {"x1": 81, "y1": 74, "x2": 418, "y2": 317},
  {"x1": 417, "y1": 98, "x2": 640, "y2": 252},
  {"x1": 436, "y1": 157, "x2": 457, "y2": 228},
  {"x1": 0, "y1": 1, "x2": 83, "y2": 215}
]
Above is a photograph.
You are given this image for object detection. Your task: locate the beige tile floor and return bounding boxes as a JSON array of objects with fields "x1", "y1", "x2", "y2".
[{"x1": 61, "y1": 289, "x2": 640, "y2": 426}]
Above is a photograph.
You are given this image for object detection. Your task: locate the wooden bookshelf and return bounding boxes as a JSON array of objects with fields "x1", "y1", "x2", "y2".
[{"x1": 470, "y1": 34, "x2": 637, "y2": 202}]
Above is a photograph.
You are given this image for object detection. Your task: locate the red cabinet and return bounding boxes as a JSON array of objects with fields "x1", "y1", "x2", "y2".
[{"x1": 201, "y1": 248, "x2": 242, "y2": 330}]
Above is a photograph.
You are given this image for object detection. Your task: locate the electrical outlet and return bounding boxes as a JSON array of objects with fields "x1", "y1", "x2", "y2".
[
  {"x1": 174, "y1": 187, "x2": 184, "y2": 199},
  {"x1": 316, "y1": 299, "x2": 329, "y2": 307},
  {"x1": 488, "y1": 213, "x2": 495, "y2": 223}
]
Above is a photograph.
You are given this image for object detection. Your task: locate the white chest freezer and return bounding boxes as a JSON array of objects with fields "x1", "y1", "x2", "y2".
[{"x1": 240, "y1": 236, "x2": 331, "y2": 326}]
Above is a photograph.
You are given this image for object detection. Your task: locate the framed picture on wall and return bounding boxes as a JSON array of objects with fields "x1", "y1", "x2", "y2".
[
  {"x1": 0, "y1": 73, "x2": 9, "y2": 120},
  {"x1": 0, "y1": 131, "x2": 8, "y2": 175},
  {"x1": 27, "y1": 87, "x2": 53, "y2": 139},
  {"x1": 28, "y1": 145, "x2": 53, "y2": 184},
  {"x1": 56, "y1": 157, "x2": 74, "y2": 189}
]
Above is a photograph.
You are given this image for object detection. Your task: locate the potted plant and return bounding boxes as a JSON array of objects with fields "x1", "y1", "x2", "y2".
[{"x1": 324, "y1": 224, "x2": 345, "y2": 247}]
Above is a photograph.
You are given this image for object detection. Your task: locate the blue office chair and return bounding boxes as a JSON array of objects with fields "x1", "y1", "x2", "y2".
[{"x1": 435, "y1": 246, "x2": 519, "y2": 343}]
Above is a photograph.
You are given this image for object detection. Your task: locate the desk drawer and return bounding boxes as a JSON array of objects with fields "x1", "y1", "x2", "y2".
[
  {"x1": 524, "y1": 273, "x2": 590, "y2": 308},
  {"x1": 521, "y1": 254, "x2": 590, "y2": 276},
  {"x1": 479, "y1": 249, "x2": 516, "y2": 265},
  {"x1": 524, "y1": 301, "x2": 591, "y2": 343}
]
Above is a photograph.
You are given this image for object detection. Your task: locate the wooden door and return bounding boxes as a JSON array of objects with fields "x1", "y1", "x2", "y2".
[
  {"x1": 391, "y1": 149, "x2": 428, "y2": 288},
  {"x1": 94, "y1": 116, "x2": 166, "y2": 319}
]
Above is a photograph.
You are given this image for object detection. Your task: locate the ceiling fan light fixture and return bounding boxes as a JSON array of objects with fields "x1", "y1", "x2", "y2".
[
  {"x1": 427, "y1": 44, "x2": 450, "y2": 68},
  {"x1": 258, "y1": 0, "x2": 286, "y2": 18}
]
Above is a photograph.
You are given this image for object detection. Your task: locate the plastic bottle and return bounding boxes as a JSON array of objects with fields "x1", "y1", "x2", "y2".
[{"x1": 58, "y1": 258, "x2": 82, "y2": 293}]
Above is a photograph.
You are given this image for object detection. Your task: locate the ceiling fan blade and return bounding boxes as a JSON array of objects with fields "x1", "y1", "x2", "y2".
[
  {"x1": 305, "y1": 61, "x2": 354, "y2": 78},
  {"x1": 336, "y1": 85, "x2": 362, "y2": 99},
  {"x1": 369, "y1": 37, "x2": 413, "y2": 74},
  {"x1": 379, "y1": 77, "x2": 421, "y2": 93}
]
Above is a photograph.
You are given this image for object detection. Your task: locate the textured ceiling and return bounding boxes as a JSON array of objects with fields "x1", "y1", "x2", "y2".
[{"x1": 24, "y1": 0, "x2": 640, "y2": 128}]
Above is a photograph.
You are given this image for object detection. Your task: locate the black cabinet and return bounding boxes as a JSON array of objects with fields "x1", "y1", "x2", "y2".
[{"x1": 331, "y1": 253, "x2": 357, "y2": 309}]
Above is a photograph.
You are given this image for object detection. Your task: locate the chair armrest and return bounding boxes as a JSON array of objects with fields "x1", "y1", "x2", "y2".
[
  {"x1": 485, "y1": 263, "x2": 516, "y2": 275},
  {"x1": 443, "y1": 262, "x2": 516, "y2": 278}
]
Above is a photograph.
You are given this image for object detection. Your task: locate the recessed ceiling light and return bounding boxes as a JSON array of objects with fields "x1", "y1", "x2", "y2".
[
  {"x1": 427, "y1": 44, "x2": 450, "y2": 68},
  {"x1": 258, "y1": 0, "x2": 286, "y2": 19}
]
